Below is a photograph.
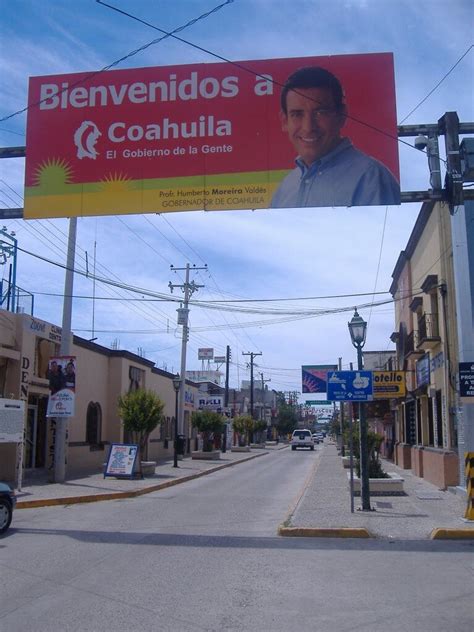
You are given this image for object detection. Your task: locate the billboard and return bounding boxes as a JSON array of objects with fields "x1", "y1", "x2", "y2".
[
  {"x1": 24, "y1": 53, "x2": 399, "y2": 219},
  {"x1": 198, "y1": 348, "x2": 214, "y2": 360},
  {"x1": 302, "y1": 365, "x2": 338, "y2": 393}
]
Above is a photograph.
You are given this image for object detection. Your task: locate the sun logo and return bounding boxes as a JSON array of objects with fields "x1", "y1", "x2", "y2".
[
  {"x1": 74, "y1": 121, "x2": 101, "y2": 160},
  {"x1": 33, "y1": 157, "x2": 73, "y2": 188}
]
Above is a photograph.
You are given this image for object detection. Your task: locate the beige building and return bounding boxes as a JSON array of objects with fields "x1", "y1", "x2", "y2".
[
  {"x1": 390, "y1": 200, "x2": 459, "y2": 488},
  {"x1": 0, "y1": 310, "x2": 199, "y2": 484}
]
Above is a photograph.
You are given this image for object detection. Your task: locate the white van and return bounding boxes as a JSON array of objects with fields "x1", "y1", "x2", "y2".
[{"x1": 291, "y1": 429, "x2": 314, "y2": 451}]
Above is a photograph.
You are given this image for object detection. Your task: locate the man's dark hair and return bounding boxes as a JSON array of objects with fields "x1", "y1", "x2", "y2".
[{"x1": 280, "y1": 66, "x2": 345, "y2": 114}]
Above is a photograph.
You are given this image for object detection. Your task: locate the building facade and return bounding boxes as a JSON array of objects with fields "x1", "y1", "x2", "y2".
[
  {"x1": 390, "y1": 201, "x2": 459, "y2": 488},
  {"x1": 0, "y1": 311, "x2": 199, "y2": 484}
]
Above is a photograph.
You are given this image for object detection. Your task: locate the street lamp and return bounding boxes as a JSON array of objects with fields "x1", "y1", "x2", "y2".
[
  {"x1": 172, "y1": 374, "x2": 181, "y2": 468},
  {"x1": 348, "y1": 308, "x2": 371, "y2": 511}
]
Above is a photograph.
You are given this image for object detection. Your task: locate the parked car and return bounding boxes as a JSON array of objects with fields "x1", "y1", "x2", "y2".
[
  {"x1": 312, "y1": 433, "x2": 322, "y2": 444},
  {"x1": 0, "y1": 482, "x2": 16, "y2": 535},
  {"x1": 291, "y1": 429, "x2": 314, "y2": 450}
]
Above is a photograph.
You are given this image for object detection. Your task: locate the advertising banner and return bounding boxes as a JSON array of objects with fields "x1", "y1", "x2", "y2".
[
  {"x1": 373, "y1": 371, "x2": 406, "y2": 399},
  {"x1": 459, "y1": 362, "x2": 474, "y2": 399},
  {"x1": 104, "y1": 444, "x2": 138, "y2": 479},
  {"x1": 46, "y1": 356, "x2": 76, "y2": 418},
  {"x1": 302, "y1": 365, "x2": 338, "y2": 393},
  {"x1": 198, "y1": 396, "x2": 223, "y2": 411},
  {"x1": 24, "y1": 53, "x2": 399, "y2": 218}
]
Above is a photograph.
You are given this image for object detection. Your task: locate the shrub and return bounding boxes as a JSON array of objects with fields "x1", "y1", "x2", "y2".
[
  {"x1": 192, "y1": 410, "x2": 224, "y2": 451},
  {"x1": 232, "y1": 415, "x2": 255, "y2": 446},
  {"x1": 117, "y1": 389, "x2": 165, "y2": 473}
]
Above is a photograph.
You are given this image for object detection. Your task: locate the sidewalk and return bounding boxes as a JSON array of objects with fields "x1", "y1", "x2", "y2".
[
  {"x1": 280, "y1": 442, "x2": 474, "y2": 540},
  {"x1": 15, "y1": 448, "x2": 272, "y2": 509}
]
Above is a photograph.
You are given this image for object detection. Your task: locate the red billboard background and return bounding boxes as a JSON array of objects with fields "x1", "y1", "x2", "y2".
[{"x1": 24, "y1": 53, "x2": 399, "y2": 217}]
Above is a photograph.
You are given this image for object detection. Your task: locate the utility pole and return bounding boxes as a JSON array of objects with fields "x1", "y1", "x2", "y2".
[
  {"x1": 242, "y1": 351, "x2": 261, "y2": 419},
  {"x1": 169, "y1": 263, "x2": 207, "y2": 437},
  {"x1": 54, "y1": 217, "x2": 77, "y2": 483},
  {"x1": 260, "y1": 372, "x2": 271, "y2": 423},
  {"x1": 440, "y1": 112, "x2": 474, "y2": 481},
  {"x1": 224, "y1": 345, "x2": 231, "y2": 408}
]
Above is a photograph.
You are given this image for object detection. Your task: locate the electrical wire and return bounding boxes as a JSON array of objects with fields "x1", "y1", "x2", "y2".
[
  {"x1": 399, "y1": 44, "x2": 474, "y2": 124},
  {"x1": 0, "y1": 0, "x2": 234, "y2": 124}
]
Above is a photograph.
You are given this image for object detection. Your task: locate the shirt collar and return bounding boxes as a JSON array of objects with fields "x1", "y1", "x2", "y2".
[{"x1": 295, "y1": 137, "x2": 353, "y2": 176}]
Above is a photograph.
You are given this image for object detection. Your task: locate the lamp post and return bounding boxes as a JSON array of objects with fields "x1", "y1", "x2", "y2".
[
  {"x1": 348, "y1": 308, "x2": 371, "y2": 512},
  {"x1": 172, "y1": 374, "x2": 181, "y2": 468}
]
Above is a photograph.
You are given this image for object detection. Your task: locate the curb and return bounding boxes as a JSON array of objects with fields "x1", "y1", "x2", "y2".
[
  {"x1": 278, "y1": 526, "x2": 372, "y2": 538},
  {"x1": 16, "y1": 451, "x2": 267, "y2": 509},
  {"x1": 430, "y1": 527, "x2": 474, "y2": 540}
]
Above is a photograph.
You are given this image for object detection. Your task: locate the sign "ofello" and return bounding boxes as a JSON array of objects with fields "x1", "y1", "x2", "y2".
[{"x1": 373, "y1": 371, "x2": 406, "y2": 399}]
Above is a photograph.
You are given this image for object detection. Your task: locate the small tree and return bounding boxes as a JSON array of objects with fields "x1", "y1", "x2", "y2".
[
  {"x1": 118, "y1": 388, "x2": 165, "y2": 475},
  {"x1": 192, "y1": 410, "x2": 224, "y2": 451},
  {"x1": 232, "y1": 414, "x2": 254, "y2": 446},
  {"x1": 253, "y1": 419, "x2": 268, "y2": 443},
  {"x1": 343, "y1": 426, "x2": 388, "y2": 478}
]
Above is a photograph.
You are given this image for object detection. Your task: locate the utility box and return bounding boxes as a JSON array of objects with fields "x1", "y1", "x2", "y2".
[
  {"x1": 460, "y1": 137, "x2": 474, "y2": 182},
  {"x1": 176, "y1": 434, "x2": 186, "y2": 455}
]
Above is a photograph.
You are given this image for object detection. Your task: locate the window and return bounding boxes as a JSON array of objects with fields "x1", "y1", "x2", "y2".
[
  {"x1": 86, "y1": 402, "x2": 102, "y2": 446},
  {"x1": 129, "y1": 366, "x2": 144, "y2": 392},
  {"x1": 435, "y1": 390, "x2": 443, "y2": 447}
]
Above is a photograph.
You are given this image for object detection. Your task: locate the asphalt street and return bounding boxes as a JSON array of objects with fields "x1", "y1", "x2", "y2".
[{"x1": 1, "y1": 446, "x2": 473, "y2": 632}]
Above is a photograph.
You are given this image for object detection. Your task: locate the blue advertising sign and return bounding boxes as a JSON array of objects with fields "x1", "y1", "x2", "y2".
[
  {"x1": 416, "y1": 355, "x2": 430, "y2": 388},
  {"x1": 327, "y1": 371, "x2": 373, "y2": 401}
]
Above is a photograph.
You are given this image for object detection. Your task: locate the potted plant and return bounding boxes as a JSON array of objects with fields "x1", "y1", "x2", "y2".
[
  {"x1": 191, "y1": 410, "x2": 224, "y2": 458},
  {"x1": 231, "y1": 415, "x2": 254, "y2": 449},
  {"x1": 117, "y1": 388, "x2": 165, "y2": 477},
  {"x1": 252, "y1": 419, "x2": 268, "y2": 446}
]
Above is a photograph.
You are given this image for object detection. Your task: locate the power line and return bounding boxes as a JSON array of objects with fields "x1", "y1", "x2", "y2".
[
  {"x1": 0, "y1": 0, "x2": 234, "y2": 123},
  {"x1": 399, "y1": 44, "x2": 474, "y2": 124}
]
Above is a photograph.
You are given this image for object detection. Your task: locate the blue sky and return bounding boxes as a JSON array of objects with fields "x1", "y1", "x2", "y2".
[{"x1": 0, "y1": 0, "x2": 473, "y2": 394}]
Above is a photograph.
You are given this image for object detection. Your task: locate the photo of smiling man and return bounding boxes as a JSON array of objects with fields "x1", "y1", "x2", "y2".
[{"x1": 271, "y1": 66, "x2": 400, "y2": 208}]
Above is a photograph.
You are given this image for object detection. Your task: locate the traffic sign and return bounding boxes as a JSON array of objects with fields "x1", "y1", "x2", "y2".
[
  {"x1": 327, "y1": 371, "x2": 373, "y2": 401},
  {"x1": 305, "y1": 400, "x2": 333, "y2": 406}
]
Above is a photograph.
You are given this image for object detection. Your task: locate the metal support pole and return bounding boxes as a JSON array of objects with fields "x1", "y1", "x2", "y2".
[
  {"x1": 338, "y1": 357, "x2": 345, "y2": 456},
  {"x1": 54, "y1": 216, "x2": 77, "y2": 483},
  {"x1": 349, "y1": 403, "x2": 355, "y2": 513},
  {"x1": 173, "y1": 386, "x2": 179, "y2": 468},
  {"x1": 357, "y1": 344, "x2": 371, "y2": 511}
]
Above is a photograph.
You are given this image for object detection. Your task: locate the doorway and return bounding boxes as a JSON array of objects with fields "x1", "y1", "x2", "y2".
[{"x1": 26, "y1": 402, "x2": 47, "y2": 469}]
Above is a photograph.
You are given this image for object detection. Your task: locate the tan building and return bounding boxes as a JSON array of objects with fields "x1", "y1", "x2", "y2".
[
  {"x1": 390, "y1": 200, "x2": 459, "y2": 488},
  {"x1": 0, "y1": 311, "x2": 199, "y2": 484}
]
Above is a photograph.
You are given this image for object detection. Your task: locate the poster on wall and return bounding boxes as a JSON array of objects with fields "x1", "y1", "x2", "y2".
[
  {"x1": 46, "y1": 355, "x2": 76, "y2": 417},
  {"x1": 0, "y1": 399, "x2": 25, "y2": 443},
  {"x1": 24, "y1": 52, "x2": 399, "y2": 218}
]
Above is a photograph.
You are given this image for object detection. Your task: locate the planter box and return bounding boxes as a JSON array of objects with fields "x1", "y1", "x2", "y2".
[
  {"x1": 342, "y1": 456, "x2": 353, "y2": 469},
  {"x1": 250, "y1": 443, "x2": 265, "y2": 449},
  {"x1": 348, "y1": 471, "x2": 405, "y2": 495},
  {"x1": 191, "y1": 450, "x2": 221, "y2": 460},
  {"x1": 231, "y1": 446, "x2": 251, "y2": 452},
  {"x1": 141, "y1": 461, "x2": 157, "y2": 476}
]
